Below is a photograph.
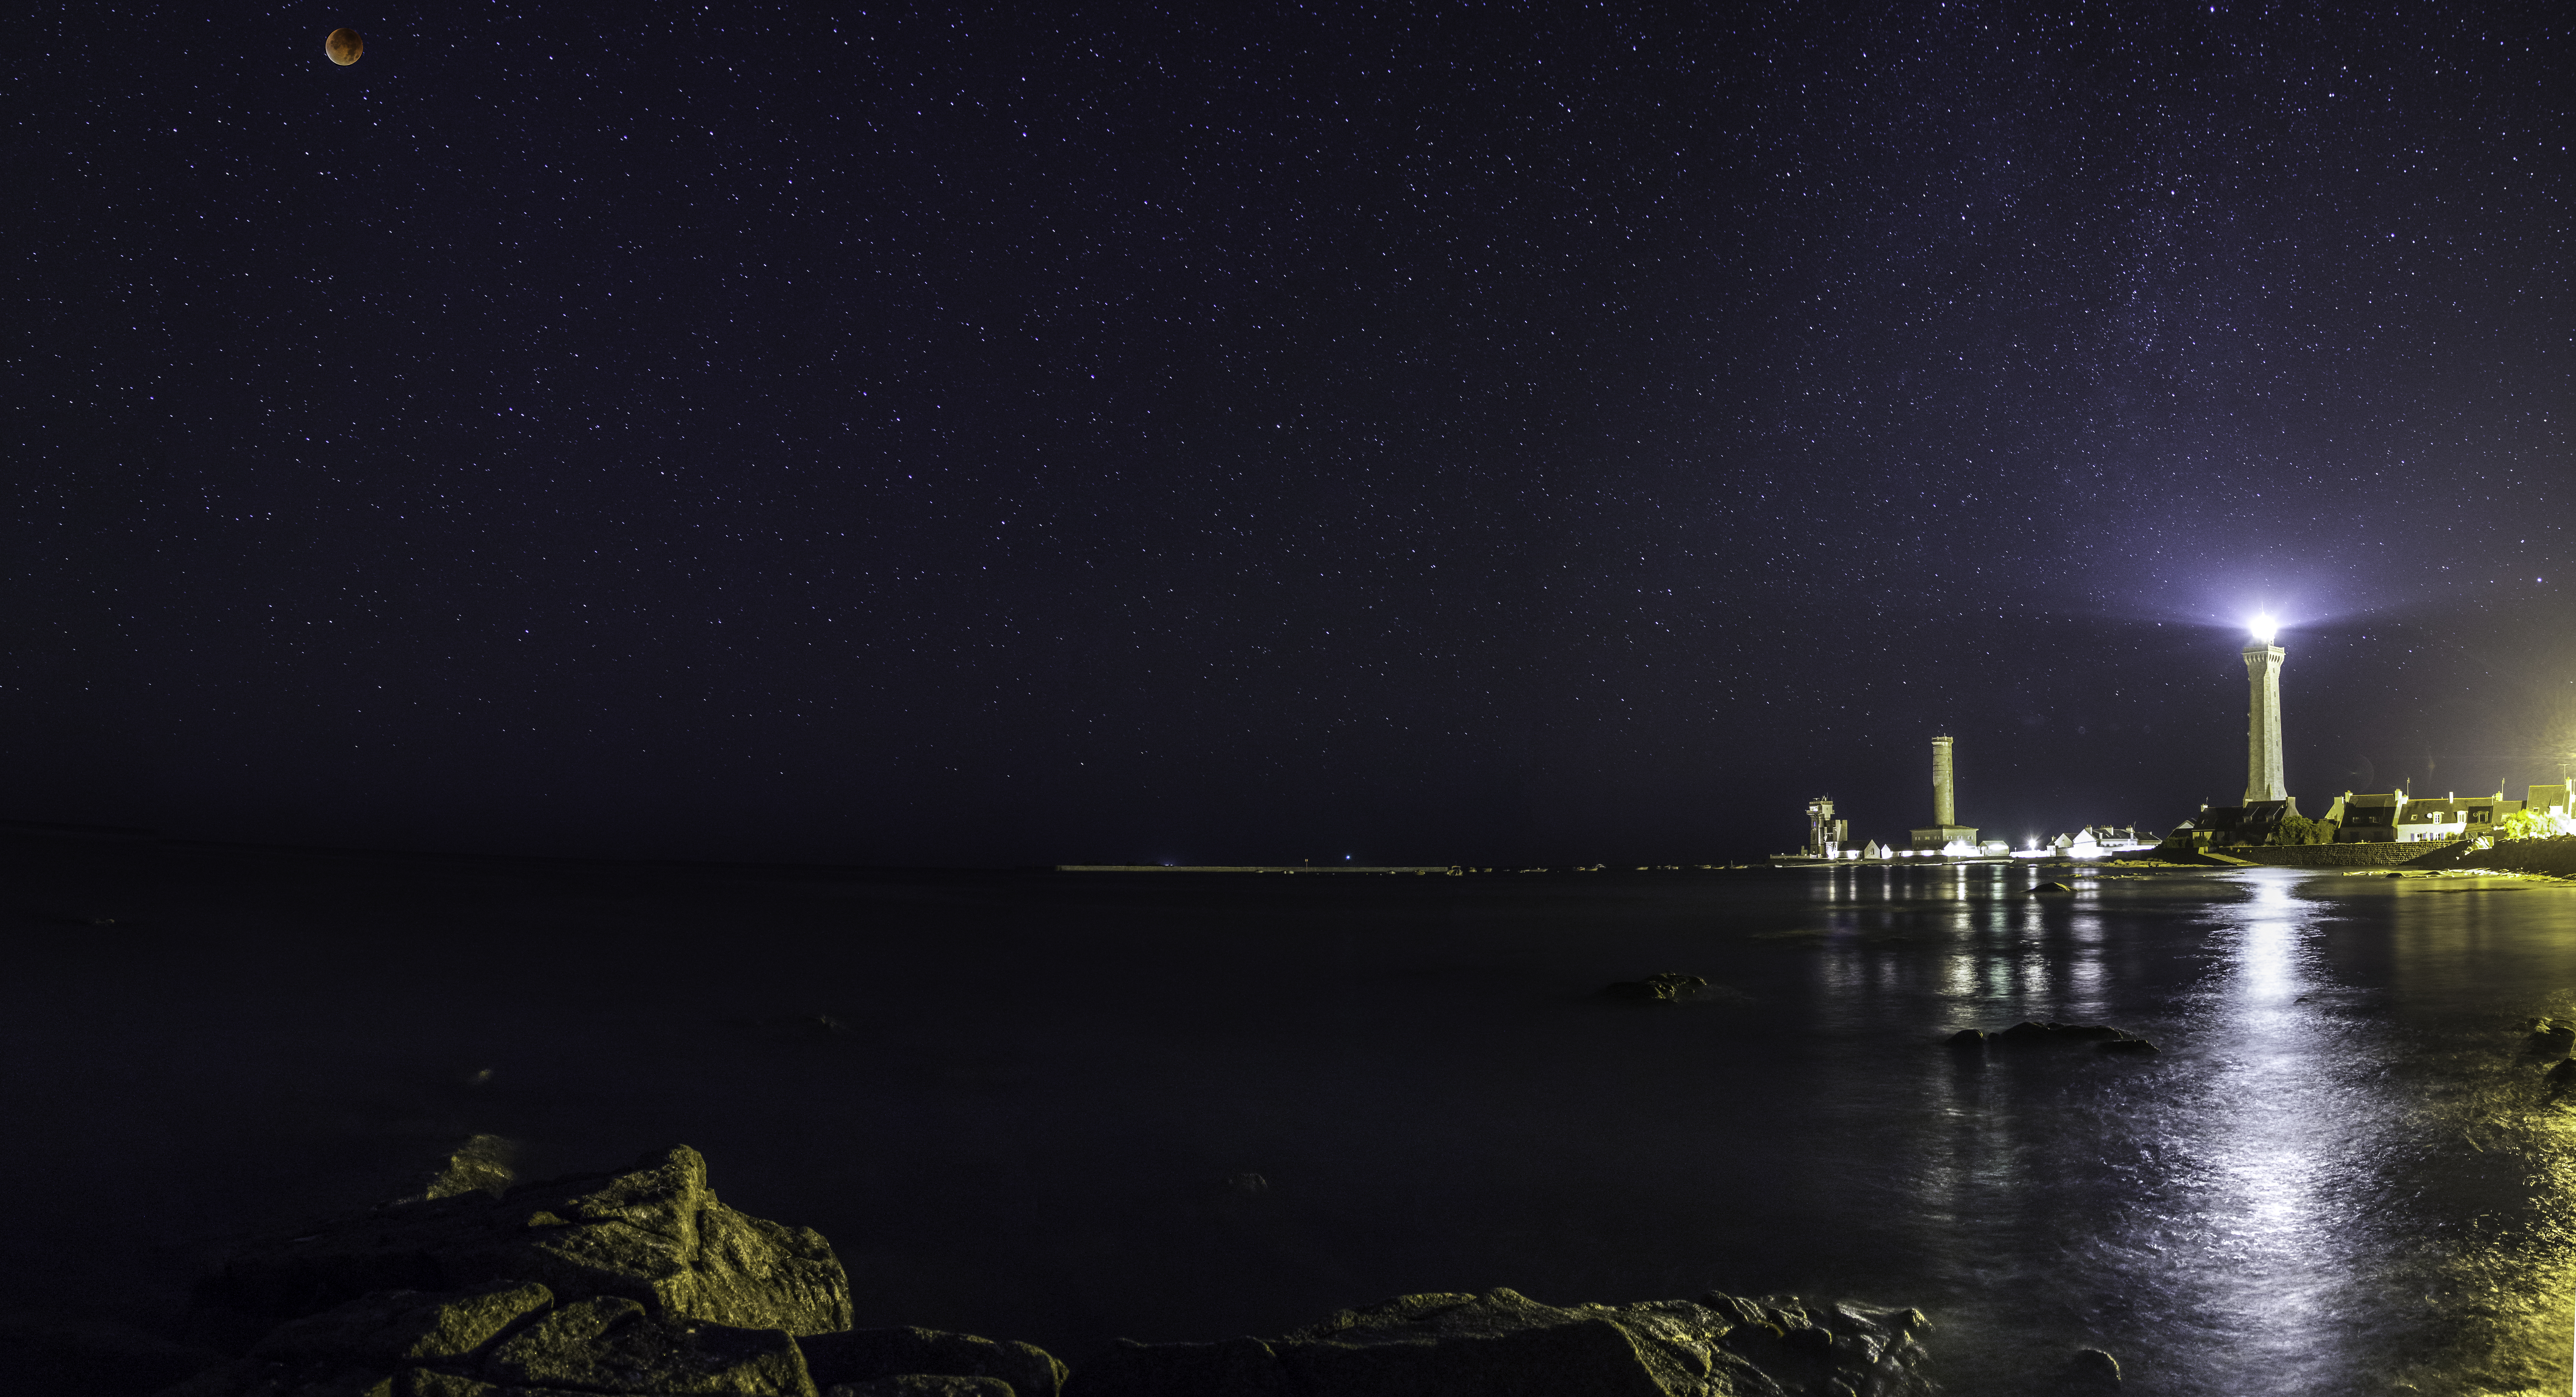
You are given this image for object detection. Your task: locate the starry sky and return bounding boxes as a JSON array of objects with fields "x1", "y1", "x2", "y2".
[{"x1": 9, "y1": 3, "x2": 2571, "y2": 864}]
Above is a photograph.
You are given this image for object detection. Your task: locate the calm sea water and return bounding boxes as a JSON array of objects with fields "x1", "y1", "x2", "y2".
[{"x1": 10, "y1": 836, "x2": 2576, "y2": 1395}]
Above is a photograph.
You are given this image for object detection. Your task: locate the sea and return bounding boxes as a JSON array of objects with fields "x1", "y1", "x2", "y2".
[{"x1": 9, "y1": 831, "x2": 2576, "y2": 1395}]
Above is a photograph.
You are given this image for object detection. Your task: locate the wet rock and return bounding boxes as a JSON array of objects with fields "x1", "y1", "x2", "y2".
[
  {"x1": 2065, "y1": 1345, "x2": 2122, "y2": 1388},
  {"x1": 483, "y1": 1295, "x2": 814, "y2": 1395},
  {"x1": 2097, "y1": 1037, "x2": 2160, "y2": 1055},
  {"x1": 2529, "y1": 1018, "x2": 2576, "y2": 1054},
  {"x1": 2545, "y1": 1058, "x2": 2576, "y2": 1092},
  {"x1": 2032, "y1": 882, "x2": 2076, "y2": 896},
  {"x1": 1600, "y1": 972, "x2": 1709, "y2": 1002},
  {"x1": 1065, "y1": 1286, "x2": 1933, "y2": 1397},
  {"x1": 1945, "y1": 1029, "x2": 1990, "y2": 1048},
  {"x1": 802, "y1": 1326, "x2": 1066, "y2": 1397},
  {"x1": 190, "y1": 1145, "x2": 852, "y2": 1351}
]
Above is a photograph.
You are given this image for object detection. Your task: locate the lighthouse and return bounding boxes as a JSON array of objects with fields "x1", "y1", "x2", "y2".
[
  {"x1": 2242, "y1": 616, "x2": 2287, "y2": 804},
  {"x1": 1908, "y1": 734, "x2": 1980, "y2": 852}
]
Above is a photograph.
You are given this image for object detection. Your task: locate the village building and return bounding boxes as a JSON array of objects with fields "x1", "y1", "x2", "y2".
[{"x1": 2389, "y1": 791, "x2": 2518, "y2": 843}]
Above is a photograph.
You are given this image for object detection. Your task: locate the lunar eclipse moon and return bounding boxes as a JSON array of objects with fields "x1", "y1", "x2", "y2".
[{"x1": 324, "y1": 28, "x2": 362, "y2": 65}]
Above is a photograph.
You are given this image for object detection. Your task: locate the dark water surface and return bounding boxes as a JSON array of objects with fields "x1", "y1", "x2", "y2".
[{"x1": 10, "y1": 832, "x2": 2576, "y2": 1394}]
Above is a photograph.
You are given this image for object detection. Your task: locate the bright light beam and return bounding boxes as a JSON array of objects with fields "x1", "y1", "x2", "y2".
[{"x1": 2250, "y1": 614, "x2": 2278, "y2": 646}]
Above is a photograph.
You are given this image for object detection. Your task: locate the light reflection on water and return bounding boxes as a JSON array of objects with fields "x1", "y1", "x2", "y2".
[{"x1": 1828, "y1": 865, "x2": 2576, "y2": 1394}]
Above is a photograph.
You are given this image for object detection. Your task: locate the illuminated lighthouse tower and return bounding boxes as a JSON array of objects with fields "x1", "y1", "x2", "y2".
[
  {"x1": 2242, "y1": 616, "x2": 2287, "y2": 804},
  {"x1": 1908, "y1": 734, "x2": 1980, "y2": 853}
]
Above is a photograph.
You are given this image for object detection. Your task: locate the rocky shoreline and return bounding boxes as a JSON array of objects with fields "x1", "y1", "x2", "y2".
[{"x1": 140, "y1": 1145, "x2": 1940, "y2": 1397}]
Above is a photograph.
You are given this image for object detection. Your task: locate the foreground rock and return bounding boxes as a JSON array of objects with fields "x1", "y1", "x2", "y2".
[
  {"x1": 1949, "y1": 1021, "x2": 2159, "y2": 1055},
  {"x1": 190, "y1": 1145, "x2": 852, "y2": 1353},
  {"x1": 164, "y1": 1284, "x2": 822, "y2": 1397},
  {"x1": 154, "y1": 1145, "x2": 1929, "y2": 1397},
  {"x1": 1067, "y1": 1286, "x2": 1932, "y2": 1397},
  {"x1": 803, "y1": 1327, "x2": 1067, "y2": 1397}
]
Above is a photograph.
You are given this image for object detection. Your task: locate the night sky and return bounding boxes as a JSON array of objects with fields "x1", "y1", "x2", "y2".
[{"x1": 11, "y1": 4, "x2": 2572, "y2": 865}]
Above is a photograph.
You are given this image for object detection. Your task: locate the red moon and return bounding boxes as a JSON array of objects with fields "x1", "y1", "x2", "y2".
[{"x1": 325, "y1": 28, "x2": 363, "y2": 66}]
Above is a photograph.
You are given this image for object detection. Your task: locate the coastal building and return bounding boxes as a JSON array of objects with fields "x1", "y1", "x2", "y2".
[
  {"x1": 1909, "y1": 734, "x2": 1980, "y2": 852},
  {"x1": 2334, "y1": 787, "x2": 2568, "y2": 843},
  {"x1": 2174, "y1": 800, "x2": 2303, "y2": 850},
  {"x1": 1804, "y1": 797, "x2": 1848, "y2": 858},
  {"x1": 2336, "y1": 791, "x2": 2405, "y2": 842},
  {"x1": 2390, "y1": 791, "x2": 2517, "y2": 843}
]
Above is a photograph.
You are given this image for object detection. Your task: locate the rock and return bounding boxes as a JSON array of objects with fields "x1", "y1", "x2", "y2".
[
  {"x1": 165, "y1": 1288, "x2": 819, "y2": 1397},
  {"x1": 190, "y1": 1145, "x2": 852, "y2": 1351},
  {"x1": 2032, "y1": 882, "x2": 2075, "y2": 896},
  {"x1": 1600, "y1": 972, "x2": 1709, "y2": 1003},
  {"x1": 248, "y1": 1282, "x2": 552, "y2": 1367},
  {"x1": 1945, "y1": 1029, "x2": 1989, "y2": 1048},
  {"x1": 1064, "y1": 1287, "x2": 1933, "y2": 1397},
  {"x1": 2530, "y1": 1019, "x2": 2575, "y2": 1054},
  {"x1": 2545, "y1": 1058, "x2": 2576, "y2": 1091},
  {"x1": 802, "y1": 1326, "x2": 1066, "y2": 1397},
  {"x1": 410, "y1": 1135, "x2": 520, "y2": 1202},
  {"x1": 2065, "y1": 1345, "x2": 2122, "y2": 1388},
  {"x1": 483, "y1": 1295, "x2": 814, "y2": 1395},
  {"x1": 830, "y1": 1379, "x2": 1019, "y2": 1397},
  {"x1": 1991, "y1": 1021, "x2": 2154, "y2": 1051}
]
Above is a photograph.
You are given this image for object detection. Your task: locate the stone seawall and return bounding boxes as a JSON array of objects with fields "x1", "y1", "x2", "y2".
[
  {"x1": 2201, "y1": 842, "x2": 2425, "y2": 868},
  {"x1": 2398, "y1": 836, "x2": 2576, "y2": 876}
]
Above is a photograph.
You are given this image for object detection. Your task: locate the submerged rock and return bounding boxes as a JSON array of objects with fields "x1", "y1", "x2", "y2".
[
  {"x1": 2530, "y1": 1018, "x2": 2576, "y2": 1054},
  {"x1": 1945, "y1": 1029, "x2": 1990, "y2": 1049},
  {"x1": 1972, "y1": 1022, "x2": 2159, "y2": 1054},
  {"x1": 1601, "y1": 972, "x2": 1710, "y2": 1003},
  {"x1": 2032, "y1": 882, "x2": 2076, "y2": 896},
  {"x1": 2545, "y1": 1058, "x2": 2576, "y2": 1092},
  {"x1": 1066, "y1": 1286, "x2": 1933, "y2": 1397},
  {"x1": 189, "y1": 1145, "x2": 853, "y2": 1352},
  {"x1": 2065, "y1": 1345, "x2": 2122, "y2": 1388}
]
